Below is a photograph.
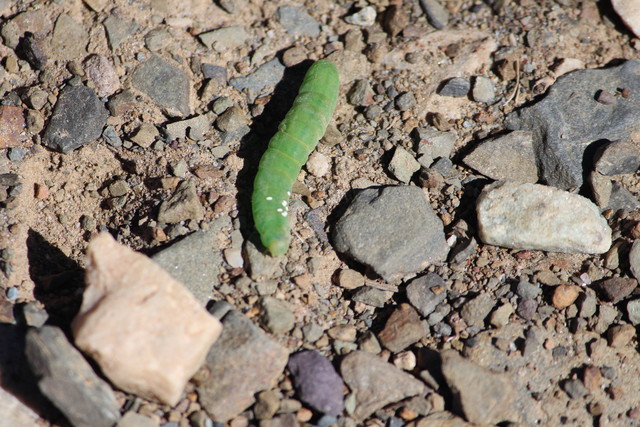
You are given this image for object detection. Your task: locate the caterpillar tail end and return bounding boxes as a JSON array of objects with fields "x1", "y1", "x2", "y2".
[{"x1": 266, "y1": 237, "x2": 290, "y2": 257}]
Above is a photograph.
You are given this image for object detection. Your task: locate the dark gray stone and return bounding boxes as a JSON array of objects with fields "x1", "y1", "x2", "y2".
[
  {"x1": 332, "y1": 185, "x2": 448, "y2": 281},
  {"x1": 287, "y1": 350, "x2": 344, "y2": 416},
  {"x1": 606, "y1": 181, "x2": 640, "y2": 211},
  {"x1": 42, "y1": 85, "x2": 108, "y2": 153},
  {"x1": 438, "y1": 77, "x2": 470, "y2": 97},
  {"x1": 276, "y1": 6, "x2": 320, "y2": 37},
  {"x1": 406, "y1": 272, "x2": 448, "y2": 317},
  {"x1": 103, "y1": 15, "x2": 137, "y2": 49},
  {"x1": 132, "y1": 55, "x2": 191, "y2": 117},
  {"x1": 506, "y1": 60, "x2": 640, "y2": 190},
  {"x1": 517, "y1": 299, "x2": 538, "y2": 320},
  {"x1": 152, "y1": 228, "x2": 223, "y2": 305},
  {"x1": 460, "y1": 293, "x2": 495, "y2": 327},
  {"x1": 197, "y1": 310, "x2": 289, "y2": 422},
  {"x1": 25, "y1": 326, "x2": 120, "y2": 427},
  {"x1": 418, "y1": 0, "x2": 450, "y2": 29},
  {"x1": 594, "y1": 138, "x2": 640, "y2": 176},
  {"x1": 229, "y1": 58, "x2": 285, "y2": 102}
]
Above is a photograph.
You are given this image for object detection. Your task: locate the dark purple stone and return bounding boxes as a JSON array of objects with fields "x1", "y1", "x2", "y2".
[{"x1": 287, "y1": 350, "x2": 344, "y2": 416}]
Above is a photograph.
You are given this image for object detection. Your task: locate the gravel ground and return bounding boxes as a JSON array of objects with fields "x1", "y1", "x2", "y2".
[{"x1": 3, "y1": 0, "x2": 640, "y2": 426}]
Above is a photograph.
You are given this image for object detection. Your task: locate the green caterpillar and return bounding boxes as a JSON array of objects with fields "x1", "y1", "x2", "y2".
[{"x1": 252, "y1": 59, "x2": 339, "y2": 256}]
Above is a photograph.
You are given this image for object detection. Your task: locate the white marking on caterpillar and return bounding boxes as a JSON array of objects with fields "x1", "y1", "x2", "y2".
[
  {"x1": 277, "y1": 208, "x2": 283, "y2": 213},
  {"x1": 266, "y1": 196, "x2": 273, "y2": 201},
  {"x1": 282, "y1": 211, "x2": 288, "y2": 217},
  {"x1": 282, "y1": 201, "x2": 287, "y2": 207}
]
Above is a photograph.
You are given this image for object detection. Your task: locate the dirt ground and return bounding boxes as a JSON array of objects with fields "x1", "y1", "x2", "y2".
[{"x1": 3, "y1": 0, "x2": 640, "y2": 426}]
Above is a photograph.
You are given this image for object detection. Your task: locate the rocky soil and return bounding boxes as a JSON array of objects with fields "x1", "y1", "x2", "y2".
[{"x1": 3, "y1": 0, "x2": 640, "y2": 426}]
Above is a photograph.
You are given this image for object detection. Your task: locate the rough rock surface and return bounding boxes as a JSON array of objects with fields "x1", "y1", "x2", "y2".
[
  {"x1": 594, "y1": 138, "x2": 640, "y2": 176},
  {"x1": 196, "y1": 310, "x2": 289, "y2": 422},
  {"x1": 441, "y1": 349, "x2": 519, "y2": 425},
  {"x1": 333, "y1": 185, "x2": 449, "y2": 281},
  {"x1": 476, "y1": 181, "x2": 611, "y2": 253},
  {"x1": 612, "y1": 0, "x2": 640, "y2": 38},
  {"x1": 42, "y1": 84, "x2": 108, "y2": 153},
  {"x1": 463, "y1": 130, "x2": 538, "y2": 182},
  {"x1": 341, "y1": 351, "x2": 426, "y2": 421},
  {"x1": 72, "y1": 232, "x2": 222, "y2": 406},
  {"x1": 25, "y1": 326, "x2": 120, "y2": 427},
  {"x1": 157, "y1": 180, "x2": 205, "y2": 224},
  {"x1": 506, "y1": 59, "x2": 640, "y2": 189},
  {"x1": 131, "y1": 55, "x2": 191, "y2": 117}
]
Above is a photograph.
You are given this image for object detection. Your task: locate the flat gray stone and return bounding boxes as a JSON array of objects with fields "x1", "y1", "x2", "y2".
[
  {"x1": 413, "y1": 127, "x2": 456, "y2": 167},
  {"x1": 25, "y1": 326, "x2": 120, "y2": 427},
  {"x1": 152, "y1": 228, "x2": 223, "y2": 305},
  {"x1": 48, "y1": 13, "x2": 88, "y2": 61},
  {"x1": 419, "y1": 0, "x2": 450, "y2": 29},
  {"x1": 441, "y1": 350, "x2": 520, "y2": 424},
  {"x1": 42, "y1": 85, "x2": 108, "y2": 153},
  {"x1": 463, "y1": 131, "x2": 538, "y2": 183},
  {"x1": 333, "y1": 185, "x2": 449, "y2": 281},
  {"x1": 230, "y1": 58, "x2": 285, "y2": 102},
  {"x1": 477, "y1": 181, "x2": 611, "y2": 254},
  {"x1": 276, "y1": 6, "x2": 320, "y2": 37},
  {"x1": 607, "y1": 181, "x2": 640, "y2": 211},
  {"x1": 506, "y1": 59, "x2": 640, "y2": 190},
  {"x1": 594, "y1": 138, "x2": 640, "y2": 176},
  {"x1": 196, "y1": 310, "x2": 289, "y2": 422},
  {"x1": 132, "y1": 55, "x2": 191, "y2": 117},
  {"x1": 259, "y1": 297, "x2": 295, "y2": 335},
  {"x1": 341, "y1": 351, "x2": 426, "y2": 421},
  {"x1": 472, "y1": 76, "x2": 496, "y2": 104},
  {"x1": 406, "y1": 272, "x2": 448, "y2": 317},
  {"x1": 389, "y1": 146, "x2": 420, "y2": 183},
  {"x1": 198, "y1": 26, "x2": 248, "y2": 51},
  {"x1": 438, "y1": 77, "x2": 470, "y2": 97},
  {"x1": 103, "y1": 15, "x2": 137, "y2": 49}
]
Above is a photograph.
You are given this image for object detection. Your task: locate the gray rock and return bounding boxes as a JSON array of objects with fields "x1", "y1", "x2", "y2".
[
  {"x1": 21, "y1": 302, "x2": 48, "y2": 327},
  {"x1": 333, "y1": 185, "x2": 449, "y2": 281},
  {"x1": 505, "y1": 60, "x2": 640, "y2": 190},
  {"x1": 594, "y1": 138, "x2": 640, "y2": 176},
  {"x1": 395, "y1": 92, "x2": 416, "y2": 111},
  {"x1": 347, "y1": 79, "x2": 374, "y2": 106},
  {"x1": 472, "y1": 76, "x2": 496, "y2": 104},
  {"x1": 476, "y1": 181, "x2": 611, "y2": 254},
  {"x1": 438, "y1": 77, "x2": 470, "y2": 97},
  {"x1": 157, "y1": 180, "x2": 205, "y2": 224},
  {"x1": 440, "y1": 350, "x2": 520, "y2": 424},
  {"x1": 630, "y1": 240, "x2": 640, "y2": 282},
  {"x1": 197, "y1": 310, "x2": 289, "y2": 422},
  {"x1": 230, "y1": 58, "x2": 286, "y2": 102},
  {"x1": 276, "y1": 6, "x2": 321, "y2": 37},
  {"x1": 198, "y1": 26, "x2": 247, "y2": 51},
  {"x1": 606, "y1": 181, "x2": 640, "y2": 211},
  {"x1": 216, "y1": 106, "x2": 248, "y2": 132},
  {"x1": 577, "y1": 294, "x2": 597, "y2": 318},
  {"x1": 627, "y1": 299, "x2": 640, "y2": 325},
  {"x1": 341, "y1": 351, "x2": 426, "y2": 421},
  {"x1": 413, "y1": 127, "x2": 456, "y2": 167},
  {"x1": 152, "y1": 228, "x2": 222, "y2": 305},
  {"x1": 48, "y1": 14, "x2": 88, "y2": 61},
  {"x1": 449, "y1": 237, "x2": 477, "y2": 264},
  {"x1": 517, "y1": 299, "x2": 538, "y2": 320},
  {"x1": 595, "y1": 304, "x2": 618, "y2": 334},
  {"x1": 418, "y1": 0, "x2": 450, "y2": 29},
  {"x1": 288, "y1": 350, "x2": 344, "y2": 416},
  {"x1": 103, "y1": 15, "x2": 137, "y2": 49},
  {"x1": 389, "y1": 146, "x2": 420, "y2": 183},
  {"x1": 132, "y1": 55, "x2": 191, "y2": 117},
  {"x1": 406, "y1": 272, "x2": 448, "y2": 317},
  {"x1": 244, "y1": 240, "x2": 283, "y2": 280},
  {"x1": 42, "y1": 85, "x2": 108, "y2": 153},
  {"x1": 25, "y1": 326, "x2": 120, "y2": 427},
  {"x1": 463, "y1": 131, "x2": 538, "y2": 183},
  {"x1": 259, "y1": 297, "x2": 295, "y2": 334},
  {"x1": 350, "y1": 286, "x2": 393, "y2": 307},
  {"x1": 562, "y1": 379, "x2": 588, "y2": 399},
  {"x1": 202, "y1": 64, "x2": 227, "y2": 82},
  {"x1": 378, "y1": 303, "x2": 428, "y2": 352},
  {"x1": 460, "y1": 293, "x2": 494, "y2": 327},
  {"x1": 516, "y1": 278, "x2": 541, "y2": 300}
]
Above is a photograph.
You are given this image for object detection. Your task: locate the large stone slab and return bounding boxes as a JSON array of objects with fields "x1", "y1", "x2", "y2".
[
  {"x1": 72, "y1": 232, "x2": 221, "y2": 406},
  {"x1": 506, "y1": 60, "x2": 640, "y2": 190},
  {"x1": 476, "y1": 181, "x2": 611, "y2": 254},
  {"x1": 332, "y1": 185, "x2": 449, "y2": 281},
  {"x1": 25, "y1": 326, "x2": 120, "y2": 427}
]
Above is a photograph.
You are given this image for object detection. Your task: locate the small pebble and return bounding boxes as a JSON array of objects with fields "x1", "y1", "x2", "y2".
[
  {"x1": 438, "y1": 77, "x2": 470, "y2": 97},
  {"x1": 552, "y1": 285, "x2": 580, "y2": 309},
  {"x1": 596, "y1": 90, "x2": 616, "y2": 105},
  {"x1": 6, "y1": 287, "x2": 18, "y2": 301}
]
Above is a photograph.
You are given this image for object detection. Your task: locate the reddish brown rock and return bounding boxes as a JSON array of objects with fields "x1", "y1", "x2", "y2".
[
  {"x1": 378, "y1": 303, "x2": 428, "y2": 352},
  {"x1": 552, "y1": 285, "x2": 580, "y2": 309},
  {"x1": 72, "y1": 232, "x2": 222, "y2": 406},
  {"x1": 0, "y1": 106, "x2": 28, "y2": 148}
]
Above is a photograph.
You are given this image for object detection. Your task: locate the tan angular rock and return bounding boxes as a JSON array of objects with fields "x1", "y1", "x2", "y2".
[{"x1": 72, "y1": 232, "x2": 222, "y2": 406}]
